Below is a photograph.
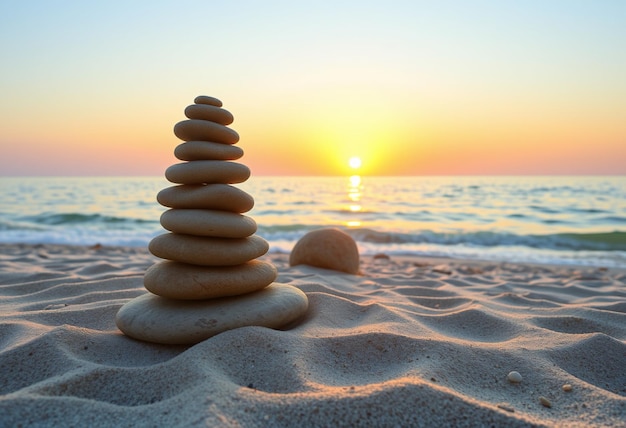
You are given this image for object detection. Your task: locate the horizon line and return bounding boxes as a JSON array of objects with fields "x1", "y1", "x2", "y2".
[{"x1": 1, "y1": 173, "x2": 624, "y2": 178}]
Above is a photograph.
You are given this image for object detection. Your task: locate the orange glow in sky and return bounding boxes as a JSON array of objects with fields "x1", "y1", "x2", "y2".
[{"x1": 0, "y1": 2, "x2": 624, "y2": 176}]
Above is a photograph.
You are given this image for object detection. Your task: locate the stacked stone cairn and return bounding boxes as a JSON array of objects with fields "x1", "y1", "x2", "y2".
[{"x1": 116, "y1": 95, "x2": 308, "y2": 345}]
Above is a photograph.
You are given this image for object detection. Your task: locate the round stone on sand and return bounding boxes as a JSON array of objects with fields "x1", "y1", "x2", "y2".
[
  {"x1": 290, "y1": 228, "x2": 360, "y2": 274},
  {"x1": 165, "y1": 161, "x2": 250, "y2": 185},
  {"x1": 174, "y1": 141, "x2": 243, "y2": 161},
  {"x1": 157, "y1": 184, "x2": 254, "y2": 213},
  {"x1": 174, "y1": 119, "x2": 239, "y2": 144},
  {"x1": 160, "y1": 209, "x2": 257, "y2": 238},
  {"x1": 184, "y1": 104, "x2": 234, "y2": 125},
  {"x1": 115, "y1": 283, "x2": 309, "y2": 345},
  {"x1": 149, "y1": 233, "x2": 269, "y2": 266},
  {"x1": 144, "y1": 260, "x2": 277, "y2": 299}
]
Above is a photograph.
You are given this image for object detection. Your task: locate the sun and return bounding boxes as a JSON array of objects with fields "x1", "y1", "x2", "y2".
[{"x1": 348, "y1": 156, "x2": 362, "y2": 169}]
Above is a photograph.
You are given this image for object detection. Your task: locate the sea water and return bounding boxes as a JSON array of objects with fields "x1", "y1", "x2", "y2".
[{"x1": 1, "y1": 176, "x2": 624, "y2": 267}]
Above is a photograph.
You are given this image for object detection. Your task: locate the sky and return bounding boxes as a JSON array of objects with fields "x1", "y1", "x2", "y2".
[{"x1": 1, "y1": 0, "x2": 625, "y2": 176}]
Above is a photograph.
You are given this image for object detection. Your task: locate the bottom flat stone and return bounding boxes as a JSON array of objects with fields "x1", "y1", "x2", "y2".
[{"x1": 115, "y1": 283, "x2": 308, "y2": 345}]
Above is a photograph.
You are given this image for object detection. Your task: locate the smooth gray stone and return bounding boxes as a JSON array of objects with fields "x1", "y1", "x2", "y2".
[
  {"x1": 144, "y1": 259, "x2": 277, "y2": 300},
  {"x1": 184, "y1": 104, "x2": 234, "y2": 125},
  {"x1": 194, "y1": 95, "x2": 222, "y2": 106},
  {"x1": 174, "y1": 141, "x2": 243, "y2": 161},
  {"x1": 174, "y1": 119, "x2": 239, "y2": 144},
  {"x1": 116, "y1": 283, "x2": 309, "y2": 345},
  {"x1": 160, "y1": 209, "x2": 257, "y2": 238},
  {"x1": 157, "y1": 184, "x2": 254, "y2": 213},
  {"x1": 165, "y1": 161, "x2": 250, "y2": 185},
  {"x1": 289, "y1": 228, "x2": 360, "y2": 274},
  {"x1": 149, "y1": 233, "x2": 269, "y2": 266}
]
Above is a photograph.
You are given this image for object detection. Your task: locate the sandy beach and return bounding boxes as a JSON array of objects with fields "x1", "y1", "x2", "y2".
[{"x1": 0, "y1": 243, "x2": 624, "y2": 427}]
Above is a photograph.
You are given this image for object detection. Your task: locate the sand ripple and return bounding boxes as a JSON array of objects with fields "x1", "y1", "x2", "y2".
[{"x1": 1, "y1": 244, "x2": 625, "y2": 427}]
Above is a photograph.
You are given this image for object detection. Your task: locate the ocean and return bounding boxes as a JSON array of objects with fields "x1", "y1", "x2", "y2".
[{"x1": 1, "y1": 176, "x2": 625, "y2": 267}]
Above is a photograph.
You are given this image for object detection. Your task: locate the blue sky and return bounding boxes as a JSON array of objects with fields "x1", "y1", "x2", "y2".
[{"x1": 1, "y1": 1, "x2": 625, "y2": 175}]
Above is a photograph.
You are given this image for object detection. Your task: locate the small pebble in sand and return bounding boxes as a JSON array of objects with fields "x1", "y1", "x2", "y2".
[
  {"x1": 562, "y1": 384, "x2": 573, "y2": 392},
  {"x1": 413, "y1": 261, "x2": 431, "y2": 268},
  {"x1": 496, "y1": 403, "x2": 515, "y2": 413},
  {"x1": 540, "y1": 396, "x2": 552, "y2": 408},
  {"x1": 507, "y1": 371, "x2": 523, "y2": 383},
  {"x1": 432, "y1": 265, "x2": 452, "y2": 275}
]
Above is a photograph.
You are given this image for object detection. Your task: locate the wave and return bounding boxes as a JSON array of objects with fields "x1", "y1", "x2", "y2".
[
  {"x1": 16, "y1": 213, "x2": 155, "y2": 226},
  {"x1": 350, "y1": 229, "x2": 626, "y2": 251},
  {"x1": 258, "y1": 226, "x2": 626, "y2": 252},
  {"x1": 0, "y1": 213, "x2": 160, "y2": 246},
  {"x1": 0, "y1": 219, "x2": 47, "y2": 232},
  {"x1": 595, "y1": 216, "x2": 626, "y2": 224},
  {"x1": 4, "y1": 212, "x2": 625, "y2": 253}
]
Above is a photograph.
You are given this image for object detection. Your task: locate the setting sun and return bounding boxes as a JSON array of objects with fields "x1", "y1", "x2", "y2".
[{"x1": 348, "y1": 157, "x2": 362, "y2": 169}]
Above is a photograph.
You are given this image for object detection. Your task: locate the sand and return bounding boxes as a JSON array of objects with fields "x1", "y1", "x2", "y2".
[{"x1": 1, "y1": 243, "x2": 624, "y2": 427}]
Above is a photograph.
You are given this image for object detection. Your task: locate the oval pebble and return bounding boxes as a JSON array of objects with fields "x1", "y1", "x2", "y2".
[
  {"x1": 160, "y1": 209, "x2": 257, "y2": 238},
  {"x1": 174, "y1": 141, "x2": 243, "y2": 161},
  {"x1": 507, "y1": 371, "x2": 523, "y2": 383},
  {"x1": 157, "y1": 184, "x2": 254, "y2": 213},
  {"x1": 116, "y1": 282, "x2": 308, "y2": 345},
  {"x1": 144, "y1": 259, "x2": 277, "y2": 299},
  {"x1": 185, "y1": 104, "x2": 234, "y2": 125},
  {"x1": 174, "y1": 119, "x2": 239, "y2": 144},
  {"x1": 149, "y1": 233, "x2": 269, "y2": 266},
  {"x1": 194, "y1": 95, "x2": 222, "y2": 106},
  {"x1": 539, "y1": 396, "x2": 552, "y2": 408},
  {"x1": 165, "y1": 161, "x2": 250, "y2": 185}
]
